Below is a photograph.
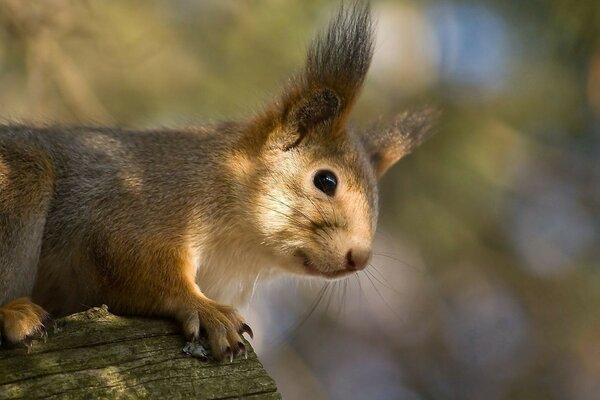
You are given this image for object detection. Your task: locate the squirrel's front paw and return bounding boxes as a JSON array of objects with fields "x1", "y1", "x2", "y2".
[
  {"x1": 0, "y1": 297, "x2": 50, "y2": 351},
  {"x1": 179, "y1": 301, "x2": 253, "y2": 362}
]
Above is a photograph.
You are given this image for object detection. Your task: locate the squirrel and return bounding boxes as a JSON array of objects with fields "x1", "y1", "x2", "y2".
[{"x1": 0, "y1": 3, "x2": 436, "y2": 361}]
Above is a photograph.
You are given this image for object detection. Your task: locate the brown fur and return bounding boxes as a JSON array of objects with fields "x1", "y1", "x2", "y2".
[
  {"x1": 0, "y1": 3, "x2": 437, "y2": 360},
  {"x1": 0, "y1": 298, "x2": 49, "y2": 347}
]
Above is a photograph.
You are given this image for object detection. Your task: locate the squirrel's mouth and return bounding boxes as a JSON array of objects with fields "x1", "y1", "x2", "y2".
[{"x1": 295, "y1": 250, "x2": 353, "y2": 279}]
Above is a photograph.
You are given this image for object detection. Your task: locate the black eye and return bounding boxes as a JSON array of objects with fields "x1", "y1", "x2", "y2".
[{"x1": 313, "y1": 170, "x2": 338, "y2": 196}]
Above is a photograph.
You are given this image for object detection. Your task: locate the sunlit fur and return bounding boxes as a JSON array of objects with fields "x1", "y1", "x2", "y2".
[{"x1": 0, "y1": 3, "x2": 436, "y2": 359}]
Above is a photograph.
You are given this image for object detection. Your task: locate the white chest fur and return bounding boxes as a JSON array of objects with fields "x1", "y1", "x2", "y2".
[{"x1": 190, "y1": 236, "x2": 277, "y2": 307}]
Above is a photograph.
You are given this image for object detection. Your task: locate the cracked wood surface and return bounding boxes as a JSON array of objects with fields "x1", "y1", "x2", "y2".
[{"x1": 0, "y1": 306, "x2": 280, "y2": 399}]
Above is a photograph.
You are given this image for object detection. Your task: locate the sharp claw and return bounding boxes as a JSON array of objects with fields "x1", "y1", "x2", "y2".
[
  {"x1": 39, "y1": 325, "x2": 48, "y2": 343},
  {"x1": 238, "y1": 342, "x2": 247, "y2": 359},
  {"x1": 23, "y1": 336, "x2": 33, "y2": 353},
  {"x1": 52, "y1": 320, "x2": 63, "y2": 334},
  {"x1": 224, "y1": 346, "x2": 233, "y2": 363},
  {"x1": 240, "y1": 323, "x2": 254, "y2": 340}
]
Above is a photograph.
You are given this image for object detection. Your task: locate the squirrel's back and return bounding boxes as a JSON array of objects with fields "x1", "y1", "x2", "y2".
[{"x1": 0, "y1": 123, "x2": 264, "y2": 313}]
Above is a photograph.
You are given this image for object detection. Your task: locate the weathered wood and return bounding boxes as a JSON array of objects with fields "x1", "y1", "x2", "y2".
[{"x1": 0, "y1": 306, "x2": 280, "y2": 399}]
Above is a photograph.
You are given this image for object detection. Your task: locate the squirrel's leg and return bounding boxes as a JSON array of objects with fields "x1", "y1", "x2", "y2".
[
  {"x1": 0, "y1": 145, "x2": 54, "y2": 348},
  {"x1": 100, "y1": 246, "x2": 252, "y2": 361}
]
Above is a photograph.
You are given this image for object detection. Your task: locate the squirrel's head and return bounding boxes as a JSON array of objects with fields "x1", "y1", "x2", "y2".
[{"x1": 236, "y1": 2, "x2": 437, "y2": 279}]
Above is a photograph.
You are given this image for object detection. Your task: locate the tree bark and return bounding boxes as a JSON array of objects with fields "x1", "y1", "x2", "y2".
[{"x1": 0, "y1": 306, "x2": 280, "y2": 399}]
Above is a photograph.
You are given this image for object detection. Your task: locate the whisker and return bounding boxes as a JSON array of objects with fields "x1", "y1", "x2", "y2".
[
  {"x1": 271, "y1": 281, "x2": 331, "y2": 344},
  {"x1": 327, "y1": 196, "x2": 338, "y2": 227},
  {"x1": 302, "y1": 193, "x2": 333, "y2": 240},
  {"x1": 342, "y1": 278, "x2": 348, "y2": 317},
  {"x1": 261, "y1": 174, "x2": 328, "y2": 228},
  {"x1": 365, "y1": 264, "x2": 405, "y2": 298},
  {"x1": 362, "y1": 270, "x2": 407, "y2": 324},
  {"x1": 237, "y1": 180, "x2": 315, "y2": 222},
  {"x1": 237, "y1": 180, "x2": 331, "y2": 242},
  {"x1": 354, "y1": 273, "x2": 364, "y2": 306},
  {"x1": 371, "y1": 252, "x2": 422, "y2": 272},
  {"x1": 354, "y1": 272, "x2": 379, "y2": 320},
  {"x1": 324, "y1": 280, "x2": 336, "y2": 315},
  {"x1": 336, "y1": 280, "x2": 344, "y2": 318},
  {"x1": 245, "y1": 198, "x2": 329, "y2": 243}
]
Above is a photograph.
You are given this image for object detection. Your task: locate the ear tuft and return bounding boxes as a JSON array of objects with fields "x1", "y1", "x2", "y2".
[
  {"x1": 362, "y1": 106, "x2": 441, "y2": 178},
  {"x1": 258, "y1": 1, "x2": 375, "y2": 149},
  {"x1": 304, "y1": 1, "x2": 375, "y2": 110}
]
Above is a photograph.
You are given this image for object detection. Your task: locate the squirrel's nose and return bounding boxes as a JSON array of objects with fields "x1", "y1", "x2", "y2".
[{"x1": 345, "y1": 247, "x2": 371, "y2": 271}]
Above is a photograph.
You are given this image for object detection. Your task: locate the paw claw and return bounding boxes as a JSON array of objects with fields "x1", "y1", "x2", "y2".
[
  {"x1": 224, "y1": 346, "x2": 234, "y2": 363},
  {"x1": 177, "y1": 301, "x2": 250, "y2": 363},
  {"x1": 39, "y1": 325, "x2": 48, "y2": 343},
  {"x1": 23, "y1": 336, "x2": 34, "y2": 353},
  {"x1": 238, "y1": 342, "x2": 247, "y2": 359},
  {"x1": 240, "y1": 323, "x2": 254, "y2": 340}
]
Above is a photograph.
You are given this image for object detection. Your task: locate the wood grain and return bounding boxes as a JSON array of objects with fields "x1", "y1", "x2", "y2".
[{"x1": 0, "y1": 306, "x2": 279, "y2": 399}]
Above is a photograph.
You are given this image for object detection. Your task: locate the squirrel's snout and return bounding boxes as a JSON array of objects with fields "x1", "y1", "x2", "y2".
[{"x1": 345, "y1": 247, "x2": 371, "y2": 271}]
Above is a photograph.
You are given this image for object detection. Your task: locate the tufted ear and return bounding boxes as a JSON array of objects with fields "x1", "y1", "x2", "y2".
[
  {"x1": 280, "y1": 88, "x2": 342, "y2": 150},
  {"x1": 270, "y1": 2, "x2": 374, "y2": 150},
  {"x1": 361, "y1": 107, "x2": 440, "y2": 178}
]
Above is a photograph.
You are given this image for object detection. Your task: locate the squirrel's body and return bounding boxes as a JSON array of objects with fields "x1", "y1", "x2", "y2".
[
  {"x1": 0, "y1": 3, "x2": 436, "y2": 360},
  {"x1": 0, "y1": 124, "x2": 269, "y2": 316}
]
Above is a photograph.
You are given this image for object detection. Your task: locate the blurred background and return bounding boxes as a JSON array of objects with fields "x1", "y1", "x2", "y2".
[{"x1": 1, "y1": 0, "x2": 598, "y2": 399}]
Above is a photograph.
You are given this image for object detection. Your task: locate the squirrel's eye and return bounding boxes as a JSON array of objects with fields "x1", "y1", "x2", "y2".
[{"x1": 313, "y1": 170, "x2": 338, "y2": 196}]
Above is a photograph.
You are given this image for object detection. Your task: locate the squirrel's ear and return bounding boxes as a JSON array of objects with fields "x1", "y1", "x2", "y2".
[
  {"x1": 361, "y1": 107, "x2": 440, "y2": 178},
  {"x1": 271, "y1": 2, "x2": 375, "y2": 149},
  {"x1": 279, "y1": 88, "x2": 341, "y2": 149}
]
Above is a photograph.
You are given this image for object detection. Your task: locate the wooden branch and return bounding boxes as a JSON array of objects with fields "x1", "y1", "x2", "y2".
[{"x1": 0, "y1": 306, "x2": 280, "y2": 399}]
